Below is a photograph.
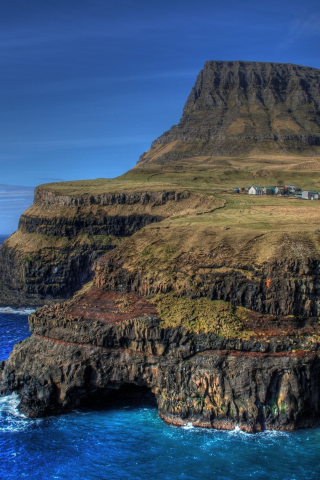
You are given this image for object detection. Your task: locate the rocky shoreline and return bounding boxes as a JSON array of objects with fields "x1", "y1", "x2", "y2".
[{"x1": 1, "y1": 287, "x2": 320, "y2": 433}]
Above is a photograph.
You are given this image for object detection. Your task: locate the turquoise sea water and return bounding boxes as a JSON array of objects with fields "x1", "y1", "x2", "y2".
[{"x1": 0, "y1": 236, "x2": 320, "y2": 479}]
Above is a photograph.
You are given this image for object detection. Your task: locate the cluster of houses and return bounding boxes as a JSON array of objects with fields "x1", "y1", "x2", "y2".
[{"x1": 233, "y1": 186, "x2": 320, "y2": 200}]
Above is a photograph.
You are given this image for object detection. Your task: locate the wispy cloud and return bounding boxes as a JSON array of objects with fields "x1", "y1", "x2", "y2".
[
  {"x1": 292, "y1": 14, "x2": 320, "y2": 36},
  {"x1": 0, "y1": 184, "x2": 35, "y2": 234},
  {"x1": 0, "y1": 70, "x2": 198, "y2": 98},
  {"x1": 35, "y1": 178, "x2": 63, "y2": 183},
  {"x1": 0, "y1": 184, "x2": 34, "y2": 195},
  {"x1": 281, "y1": 13, "x2": 320, "y2": 48},
  {"x1": 0, "y1": 184, "x2": 34, "y2": 218},
  {"x1": 0, "y1": 198, "x2": 27, "y2": 202},
  {"x1": 0, "y1": 135, "x2": 154, "y2": 149}
]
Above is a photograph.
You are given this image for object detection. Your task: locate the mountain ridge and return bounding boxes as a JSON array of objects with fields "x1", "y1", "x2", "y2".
[{"x1": 137, "y1": 60, "x2": 320, "y2": 165}]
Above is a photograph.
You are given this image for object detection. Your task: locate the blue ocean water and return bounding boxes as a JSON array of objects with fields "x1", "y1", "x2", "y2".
[{"x1": 0, "y1": 236, "x2": 320, "y2": 479}]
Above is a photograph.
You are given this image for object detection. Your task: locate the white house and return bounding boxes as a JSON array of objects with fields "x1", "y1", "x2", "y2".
[
  {"x1": 302, "y1": 190, "x2": 317, "y2": 200},
  {"x1": 249, "y1": 186, "x2": 263, "y2": 195}
]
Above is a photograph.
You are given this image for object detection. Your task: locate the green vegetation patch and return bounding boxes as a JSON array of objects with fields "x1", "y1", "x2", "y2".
[{"x1": 153, "y1": 292, "x2": 253, "y2": 338}]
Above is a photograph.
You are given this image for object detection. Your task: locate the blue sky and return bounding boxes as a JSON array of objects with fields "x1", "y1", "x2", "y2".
[{"x1": 1, "y1": 0, "x2": 320, "y2": 234}]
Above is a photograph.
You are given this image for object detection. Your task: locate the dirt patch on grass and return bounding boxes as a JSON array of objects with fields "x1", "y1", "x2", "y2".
[
  {"x1": 287, "y1": 161, "x2": 320, "y2": 171},
  {"x1": 67, "y1": 287, "x2": 157, "y2": 323}
]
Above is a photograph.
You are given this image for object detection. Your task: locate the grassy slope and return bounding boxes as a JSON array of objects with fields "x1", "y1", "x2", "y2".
[
  {"x1": 38, "y1": 152, "x2": 320, "y2": 197},
  {"x1": 4, "y1": 230, "x2": 121, "y2": 254},
  {"x1": 114, "y1": 193, "x2": 320, "y2": 272},
  {"x1": 13, "y1": 152, "x2": 320, "y2": 331},
  {"x1": 92, "y1": 192, "x2": 320, "y2": 333}
]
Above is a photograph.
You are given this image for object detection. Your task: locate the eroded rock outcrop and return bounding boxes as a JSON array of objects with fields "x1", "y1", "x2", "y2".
[{"x1": 1, "y1": 287, "x2": 320, "y2": 432}]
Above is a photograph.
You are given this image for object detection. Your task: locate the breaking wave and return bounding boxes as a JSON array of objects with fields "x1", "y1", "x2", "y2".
[
  {"x1": 0, "y1": 307, "x2": 35, "y2": 315},
  {"x1": 0, "y1": 394, "x2": 32, "y2": 433}
]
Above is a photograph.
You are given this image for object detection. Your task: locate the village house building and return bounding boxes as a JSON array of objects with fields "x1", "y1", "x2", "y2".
[
  {"x1": 284, "y1": 185, "x2": 296, "y2": 193},
  {"x1": 263, "y1": 187, "x2": 276, "y2": 195},
  {"x1": 302, "y1": 191, "x2": 317, "y2": 200},
  {"x1": 249, "y1": 186, "x2": 263, "y2": 195}
]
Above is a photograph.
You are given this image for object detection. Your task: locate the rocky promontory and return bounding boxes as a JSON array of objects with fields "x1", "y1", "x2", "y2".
[
  {"x1": 1, "y1": 283, "x2": 320, "y2": 432},
  {"x1": 2, "y1": 60, "x2": 320, "y2": 432},
  {"x1": 0, "y1": 186, "x2": 211, "y2": 300}
]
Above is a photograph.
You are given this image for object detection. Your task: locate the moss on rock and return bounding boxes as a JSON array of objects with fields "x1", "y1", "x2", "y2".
[{"x1": 153, "y1": 292, "x2": 253, "y2": 338}]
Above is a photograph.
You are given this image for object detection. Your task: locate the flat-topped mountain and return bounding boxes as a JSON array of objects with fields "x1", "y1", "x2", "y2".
[{"x1": 137, "y1": 61, "x2": 320, "y2": 165}]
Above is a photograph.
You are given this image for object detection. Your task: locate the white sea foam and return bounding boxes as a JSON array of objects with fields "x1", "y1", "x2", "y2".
[
  {"x1": 228, "y1": 425, "x2": 251, "y2": 437},
  {"x1": 0, "y1": 394, "x2": 33, "y2": 432},
  {"x1": 182, "y1": 422, "x2": 194, "y2": 429},
  {"x1": 0, "y1": 393, "x2": 21, "y2": 416},
  {"x1": 228, "y1": 425, "x2": 290, "y2": 438},
  {"x1": 0, "y1": 307, "x2": 35, "y2": 315}
]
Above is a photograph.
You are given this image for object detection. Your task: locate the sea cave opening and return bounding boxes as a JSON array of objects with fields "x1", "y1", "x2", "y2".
[
  {"x1": 72, "y1": 383, "x2": 158, "y2": 411},
  {"x1": 105, "y1": 383, "x2": 157, "y2": 409}
]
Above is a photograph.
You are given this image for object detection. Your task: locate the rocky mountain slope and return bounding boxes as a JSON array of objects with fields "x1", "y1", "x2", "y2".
[{"x1": 137, "y1": 61, "x2": 320, "y2": 165}]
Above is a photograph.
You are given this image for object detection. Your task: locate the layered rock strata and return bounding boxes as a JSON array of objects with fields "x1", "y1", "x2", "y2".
[
  {"x1": 96, "y1": 255, "x2": 320, "y2": 317},
  {"x1": 0, "y1": 235, "x2": 114, "y2": 297},
  {"x1": 95, "y1": 228, "x2": 320, "y2": 317},
  {"x1": 34, "y1": 187, "x2": 189, "y2": 208},
  {"x1": 0, "y1": 189, "x2": 195, "y2": 298},
  {"x1": 137, "y1": 61, "x2": 320, "y2": 164},
  {"x1": 1, "y1": 287, "x2": 320, "y2": 432},
  {"x1": 18, "y1": 212, "x2": 163, "y2": 237}
]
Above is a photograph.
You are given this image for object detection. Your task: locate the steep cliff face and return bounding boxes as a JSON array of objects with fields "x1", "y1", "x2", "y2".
[
  {"x1": 94, "y1": 223, "x2": 320, "y2": 317},
  {"x1": 33, "y1": 186, "x2": 190, "y2": 208},
  {"x1": 137, "y1": 61, "x2": 320, "y2": 165},
  {"x1": 1, "y1": 286, "x2": 320, "y2": 432},
  {"x1": 0, "y1": 232, "x2": 119, "y2": 297},
  {"x1": 0, "y1": 188, "x2": 205, "y2": 299},
  {"x1": 18, "y1": 211, "x2": 164, "y2": 237},
  {"x1": 96, "y1": 255, "x2": 320, "y2": 317}
]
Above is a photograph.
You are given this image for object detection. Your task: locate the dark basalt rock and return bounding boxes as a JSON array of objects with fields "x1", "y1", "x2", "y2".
[
  {"x1": 0, "y1": 189, "x2": 189, "y2": 299},
  {"x1": 96, "y1": 256, "x2": 320, "y2": 317},
  {"x1": 34, "y1": 188, "x2": 189, "y2": 208},
  {"x1": 18, "y1": 213, "x2": 164, "y2": 237},
  {"x1": 1, "y1": 293, "x2": 320, "y2": 432},
  {"x1": 0, "y1": 240, "x2": 110, "y2": 297}
]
